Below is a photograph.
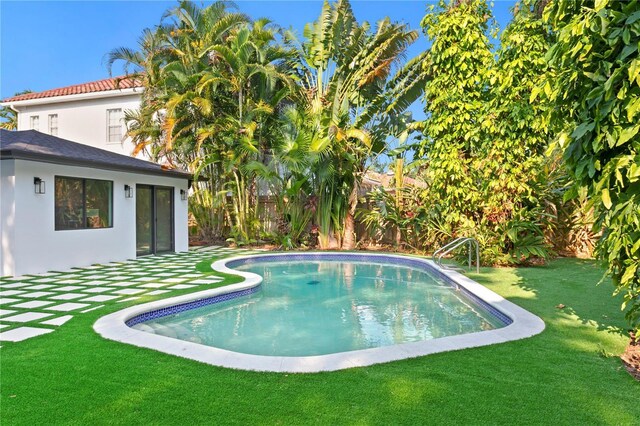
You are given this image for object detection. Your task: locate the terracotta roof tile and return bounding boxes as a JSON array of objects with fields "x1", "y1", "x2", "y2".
[{"x1": 2, "y1": 76, "x2": 144, "y2": 102}]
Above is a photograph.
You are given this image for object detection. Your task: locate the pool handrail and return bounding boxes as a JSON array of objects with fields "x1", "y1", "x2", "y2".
[{"x1": 433, "y1": 237, "x2": 480, "y2": 273}]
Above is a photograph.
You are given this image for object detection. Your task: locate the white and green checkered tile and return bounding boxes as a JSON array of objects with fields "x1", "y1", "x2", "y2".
[{"x1": 0, "y1": 246, "x2": 263, "y2": 343}]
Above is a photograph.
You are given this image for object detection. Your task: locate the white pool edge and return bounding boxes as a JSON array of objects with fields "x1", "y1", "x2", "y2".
[{"x1": 93, "y1": 252, "x2": 545, "y2": 373}]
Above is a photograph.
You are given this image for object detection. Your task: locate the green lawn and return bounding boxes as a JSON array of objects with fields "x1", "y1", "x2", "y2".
[{"x1": 1, "y1": 257, "x2": 638, "y2": 425}]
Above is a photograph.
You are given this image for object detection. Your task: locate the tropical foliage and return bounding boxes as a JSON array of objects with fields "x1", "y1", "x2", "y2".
[
  {"x1": 107, "y1": 0, "x2": 638, "y2": 330},
  {"x1": 419, "y1": 0, "x2": 495, "y2": 248},
  {"x1": 109, "y1": 0, "x2": 424, "y2": 249},
  {"x1": 415, "y1": 0, "x2": 559, "y2": 264},
  {"x1": 542, "y1": 0, "x2": 640, "y2": 332},
  {"x1": 0, "y1": 106, "x2": 17, "y2": 130},
  {"x1": 284, "y1": 0, "x2": 426, "y2": 249},
  {"x1": 479, "y1": 0, "x2": 557, "y2": 263},
  {"x1": 109, "y1": 1, "x2": 291, "y2": 243}
]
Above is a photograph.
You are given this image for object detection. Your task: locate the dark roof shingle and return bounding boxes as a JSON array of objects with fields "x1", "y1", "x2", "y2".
[
  {"x1": 0, "y1": 129, "x2": 192, "y2": 180},
  {"x1": 2, "y1": 76, "x2": 143, "y2": 103}
]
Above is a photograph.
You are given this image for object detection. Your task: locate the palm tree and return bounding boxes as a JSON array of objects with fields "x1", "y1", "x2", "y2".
[
  {"x1": 0, "y1": 106, "x2": 18, "y2": 130},
  {"x1": 0, "y1": 90, "x2": 33, "y2": 130},
  {"x1": 287, "y1": 0, "x2": 427, "y2": 249},
  {"x1": 105, "y1": 25, "x2": 171, "y2": 158},
  {"x1": 140, "y1": 2, "x2": 296, "y2": 242},
  {"x1": 187, "y1": 19, "x2": 297, "y2": 242},
  {"x1": 245, "y1": 105, "x2": 315, "y2": 248},
  {"x1": 106, "y1": 1, "x2": 249, "y2": 161},
  {"x1": 106, "y1": 1, "x2": 259, "y2": 240},
  {"x1": 106, "y1": 0, "x2": 426, "y2": 248}
]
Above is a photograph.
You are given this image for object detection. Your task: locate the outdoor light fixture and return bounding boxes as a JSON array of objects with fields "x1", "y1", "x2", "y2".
[
  {"x1": 180, "y1": 189, "x2": 187, "y2": 201},
  {"x1": 34, "y1": 177, "x2": 45, "y2": 194},
  {"x1": 124, "y1": 185, "x2": 133, "y2": 198}
]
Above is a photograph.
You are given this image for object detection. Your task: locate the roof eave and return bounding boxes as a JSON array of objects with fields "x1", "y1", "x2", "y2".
[
  {"x1": 0, "y1": 150, "x2": 194, "y2": 180},
  {"x1": 1, "y1": 87, "x2": 144, "y2": 108}
]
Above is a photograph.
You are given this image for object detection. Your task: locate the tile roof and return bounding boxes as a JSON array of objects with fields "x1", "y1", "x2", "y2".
[
  {"x1": 0, "y1": 129, "x2": 193, "y2": 180},
  {"x1": 2, "y1": 76, "x2": 143, "y2": 103}
]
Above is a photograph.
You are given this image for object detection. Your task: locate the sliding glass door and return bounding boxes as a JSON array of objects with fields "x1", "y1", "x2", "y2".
[
  {"x1": 136, "y1": 185, "x2": 174, "y2": 256},
  {"x1": 155, "y1": 188, "x2": 173, "y2": 252}
]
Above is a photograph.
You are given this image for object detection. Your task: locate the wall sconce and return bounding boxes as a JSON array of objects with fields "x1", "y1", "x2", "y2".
[
  {"x1": 180, "y1": 189, "x2": 187, "y2": 201},
  {"x1": 34, "y1": 177, "x2": 45, "y2": 194},
  {"x1": 124, "y1": 185, "x2": 133, "y2": 198}
]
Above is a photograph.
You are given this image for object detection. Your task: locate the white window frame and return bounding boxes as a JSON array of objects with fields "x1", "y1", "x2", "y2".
[
  {"x1": 30, "y1": 115, "x2": 40, "y2": 131},
  {"x1": 106, "y1": 108, "x2": 123, "y2": 144},
  {"x1": 48, "y1": 114, "x2": 58, "y2": 136}
]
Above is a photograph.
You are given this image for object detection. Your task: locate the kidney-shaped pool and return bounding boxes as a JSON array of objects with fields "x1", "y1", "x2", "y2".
[{"x1": 94, "y1": 253, "x2": 545, "y2": 372}]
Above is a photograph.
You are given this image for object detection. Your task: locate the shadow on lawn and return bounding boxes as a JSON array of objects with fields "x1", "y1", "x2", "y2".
[
  {"x1": 511, "y1": 258, "x2": 628, "y2": 337},
  {"x1": 467, "y1": 258, "x2": 628, "y2": 339}
]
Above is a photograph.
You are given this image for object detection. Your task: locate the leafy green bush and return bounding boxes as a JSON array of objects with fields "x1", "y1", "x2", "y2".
[{"x1": 543, "y1": 0, "x2": 640, "y2": 332}]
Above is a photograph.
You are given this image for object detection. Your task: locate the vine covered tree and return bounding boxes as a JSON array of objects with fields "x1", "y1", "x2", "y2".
[
  {"x1": 480, "y1": 0, "x2": 556, "y2": 262},
  {"x1": 419, "y1": 0, "x2": 495, "y2": 245},
  {"x1": 415, "y1": 0, "x2": 565, "y2": 264}
]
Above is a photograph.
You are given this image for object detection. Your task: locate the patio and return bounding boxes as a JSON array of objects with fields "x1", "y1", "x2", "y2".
[{"x1": 0, "y1": 246, "x2": 259, "y2": 343}]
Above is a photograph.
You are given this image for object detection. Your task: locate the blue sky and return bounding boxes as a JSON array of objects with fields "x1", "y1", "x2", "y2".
[{"x1": 1, "y1": 0, "x2": 517, "y2": 102}]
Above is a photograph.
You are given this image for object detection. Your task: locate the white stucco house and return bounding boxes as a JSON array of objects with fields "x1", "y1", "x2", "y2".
[
  {"x1": 1, "y1": 76, "x2": 144, "y2": 158},
  {"x1": 0, "y1": 129, "x2": 192, "y2": 277}
]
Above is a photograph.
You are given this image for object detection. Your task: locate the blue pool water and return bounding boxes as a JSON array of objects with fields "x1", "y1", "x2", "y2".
[{"x1": 132, "y1": 260, "x2": 506, "y2": 356}]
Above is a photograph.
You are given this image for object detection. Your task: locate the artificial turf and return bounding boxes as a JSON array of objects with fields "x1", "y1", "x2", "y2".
[{"x1": 1, "y1": 257, "x2": 638, "y2": 425}]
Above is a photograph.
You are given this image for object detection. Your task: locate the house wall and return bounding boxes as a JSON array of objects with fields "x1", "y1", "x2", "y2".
[
  {"x1": 1, "y1": 160, "x2": 16, "y2": 276},
  {"x1": 1, "y1": 159, "x2": 189, "y2": 277},
  {"x1": 14, "y1": 93, "x2": 143, "y2": 157}
]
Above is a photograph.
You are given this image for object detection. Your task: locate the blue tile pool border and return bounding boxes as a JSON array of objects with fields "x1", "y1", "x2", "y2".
[{"x1": 125, "y1": 285, "x2": 261, "y2": 327}]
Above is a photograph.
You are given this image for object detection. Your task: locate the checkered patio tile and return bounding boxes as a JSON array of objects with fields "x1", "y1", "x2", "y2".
[{"x1": 0, "y1": 246, "x2": 262, "y2": 343}]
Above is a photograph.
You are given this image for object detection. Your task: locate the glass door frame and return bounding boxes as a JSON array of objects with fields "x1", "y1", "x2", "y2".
[{"x1": 136, "y1": 184, "x2": 175, "y2": 256}]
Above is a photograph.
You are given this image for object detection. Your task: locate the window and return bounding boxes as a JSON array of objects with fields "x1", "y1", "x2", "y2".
[
  {"x1": 55, "y1": 177, "x2": 113, "y2": 230},
  {"x1": 48, "y1": 114, "x2": 58, "y2": 136},
  {"x1": 30, "y1": 115, "x2": 39, "y2": 131},
  {"x1": 107, "y1": 108, "x2": 123, "y2": 143}
]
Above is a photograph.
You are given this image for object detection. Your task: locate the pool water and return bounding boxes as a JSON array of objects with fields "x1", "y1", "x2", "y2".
[{"x1": 133, "y1": 260, "x2": 506, "y2": 356}]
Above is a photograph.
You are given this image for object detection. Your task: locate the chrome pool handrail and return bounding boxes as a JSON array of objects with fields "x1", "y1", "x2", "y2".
[{"x1": 433, "y1": 237, "x2": 480, "y2": 273}]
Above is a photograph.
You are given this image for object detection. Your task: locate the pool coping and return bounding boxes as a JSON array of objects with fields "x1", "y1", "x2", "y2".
[{"x1": 93, "y1": 252, "x2": 545, "y2": 373}]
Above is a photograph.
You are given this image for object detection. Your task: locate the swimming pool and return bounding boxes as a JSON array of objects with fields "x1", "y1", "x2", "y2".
[{"x1": 94, "y1": 253, "x2": 545, "y2": 372}]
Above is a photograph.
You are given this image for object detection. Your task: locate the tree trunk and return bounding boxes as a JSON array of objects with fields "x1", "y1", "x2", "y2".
[
  {"x1": 341, "y1": 185, "x2": 359, "y2": 250},
  {"x1": 394, "y1": 158, "x2": 404, "y2": 249}
]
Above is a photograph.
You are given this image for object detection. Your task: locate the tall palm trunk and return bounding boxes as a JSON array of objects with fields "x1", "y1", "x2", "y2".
[
  {"x1": 341, "y1": 185, "x2": 359, "y2": 250},
  {"x1": 232, "y1": 170, "x2": 247, "y2": 240},
  {"x1": 394, "y1": 158, "x2": 404, "y2": 247}
]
